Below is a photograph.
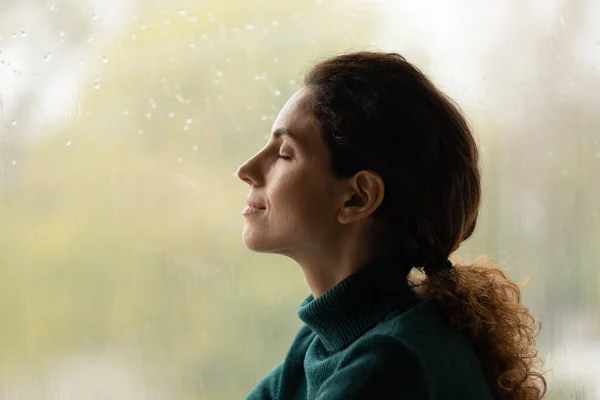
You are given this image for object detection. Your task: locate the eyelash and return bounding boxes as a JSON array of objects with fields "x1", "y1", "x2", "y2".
[{"x1": 278, "y1": 154, "x2": 293, "y2": 161}]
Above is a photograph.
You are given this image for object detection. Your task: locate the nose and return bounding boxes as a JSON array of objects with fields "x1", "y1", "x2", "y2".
[{"x1": 236, "y1": 157, "x2": 259, "y2": 186}]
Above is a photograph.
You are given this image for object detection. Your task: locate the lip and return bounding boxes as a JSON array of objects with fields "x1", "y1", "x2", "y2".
[{"x1": 242, "y1": 206, "x2": 266, "y2": 216}]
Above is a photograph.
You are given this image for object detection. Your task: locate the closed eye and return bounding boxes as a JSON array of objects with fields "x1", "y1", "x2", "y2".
[{"x1": 278, "y1": 154, "x2": 293, "y2": 161}]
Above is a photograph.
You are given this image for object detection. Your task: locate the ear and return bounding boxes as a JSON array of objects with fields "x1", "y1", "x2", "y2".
[{"x1": 337, "y1": 170, "x2": 385, "y2": 224}]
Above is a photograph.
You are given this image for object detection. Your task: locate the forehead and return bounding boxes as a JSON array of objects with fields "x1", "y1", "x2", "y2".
[{"x1": 271, "y1": 88, "x2": 319, "y2": 147}]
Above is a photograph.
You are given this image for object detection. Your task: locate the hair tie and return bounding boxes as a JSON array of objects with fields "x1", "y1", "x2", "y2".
[{"x1": 423, "y1": 259, "x2": 453, "y2": 275}]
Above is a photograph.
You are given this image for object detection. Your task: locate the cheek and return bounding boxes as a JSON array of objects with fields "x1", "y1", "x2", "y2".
[{"x1": 269, "y1": 170, "x2": 336, "y2": 224}]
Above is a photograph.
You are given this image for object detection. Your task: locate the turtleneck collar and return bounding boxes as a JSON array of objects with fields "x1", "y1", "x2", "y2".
[{"x1": 297, "y1": 256, "x2": 422, "y2": 353}]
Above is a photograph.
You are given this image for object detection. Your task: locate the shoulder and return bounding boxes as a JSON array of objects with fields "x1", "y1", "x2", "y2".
[{"x1": 316, "y1": 334, "x2": 430, "y2": 399}]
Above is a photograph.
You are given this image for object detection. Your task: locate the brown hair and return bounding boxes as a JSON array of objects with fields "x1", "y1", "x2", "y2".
[{"x1": 304, "y1": 51, "x2": 546, "y2": 399}]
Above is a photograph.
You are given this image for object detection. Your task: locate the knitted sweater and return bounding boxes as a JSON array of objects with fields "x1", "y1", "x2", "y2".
[{"x1": 245, "y1": 257, "x2": 493, "y2": 399}]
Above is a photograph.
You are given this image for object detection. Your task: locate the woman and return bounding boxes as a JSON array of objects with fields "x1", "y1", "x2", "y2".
[{"x1": 236, "y1": 51, "x2": 546, "y2": 399}]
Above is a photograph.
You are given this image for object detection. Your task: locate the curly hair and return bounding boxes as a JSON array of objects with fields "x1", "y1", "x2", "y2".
[{"x1": 304, "y1": 51, "x2": 547, "y2": 399}]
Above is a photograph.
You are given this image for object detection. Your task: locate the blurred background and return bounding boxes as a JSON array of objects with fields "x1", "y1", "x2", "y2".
[{"x1": 0, "y1": 0, "x2": 599, "y2": 398}]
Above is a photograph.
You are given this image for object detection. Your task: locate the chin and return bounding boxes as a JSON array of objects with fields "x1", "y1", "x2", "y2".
[{"x1": 241, "y1": 225, "x2": 290, "y2": 254}]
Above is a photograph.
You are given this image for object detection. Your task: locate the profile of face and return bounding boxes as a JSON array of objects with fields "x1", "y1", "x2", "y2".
[{"x1": 236, "y1": 87, "x2": 345, "y2": 260}]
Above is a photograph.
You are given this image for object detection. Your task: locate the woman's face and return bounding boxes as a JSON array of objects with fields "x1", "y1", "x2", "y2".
[{"x1": 236, "y1": 87, "x2": 344, "y2": 258}]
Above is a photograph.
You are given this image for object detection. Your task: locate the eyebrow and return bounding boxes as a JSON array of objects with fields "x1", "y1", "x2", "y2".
[{"x1": 271, "y1": 127, "x2": 298, "y2": 143}]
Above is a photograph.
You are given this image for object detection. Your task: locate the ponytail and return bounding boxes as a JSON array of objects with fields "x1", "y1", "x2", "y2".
[{"x1": 410, "y1": 256, "x2": 547, "y2": 400}]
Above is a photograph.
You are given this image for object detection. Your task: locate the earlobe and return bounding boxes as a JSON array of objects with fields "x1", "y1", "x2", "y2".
[{"x1": 337, "y1": 170, "x2": 385, "y2": 224}]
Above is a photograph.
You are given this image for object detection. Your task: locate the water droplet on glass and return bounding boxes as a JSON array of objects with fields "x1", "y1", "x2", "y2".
[
  {"x1": 131, "y1": 33, "x2": 137, "y2": 40},
  {"x1": 110, "y1": 3, "x2": 114, "y2": 9},
  {"x1": 168, "y1": 112, "x2": 175, "y2": 118},
  {"x1": 177, "y1": 157, "x2": 183, "y2": 163},
  {"x1": 124, "y1": 110, "x2": 130, "y2": 116},
  {"x1": 216, "y1": 70, "x2": 223, "y2": 77},
  {"x1": 141, "y1": 24, "x2": 147, "y2": 30},
  {"x1": 11, "y1": 33, "x2": 17, "y2": 39},
  {"x1": 289, "y1": 79, "x2": 296, "y2": 85},
  {"x1": 189, "y1": 43, "x2": 196, "y2": 49},
  {"x1": 272, "y1": 20, "x2": 279, "y2": 26},
  {"x1": 92, "y1": 13, "x2": 98, "y2": 20},
  {"x1": 65, "y1": 141, "x2": 72, "y2": 146},
  {"x1": 59, "y1": 31, "x2": 65, "y2": 37},
  {"x1": 164, "y1": 20, "x2": 171, "y2": 25},
  {"x1": 32, "y1": 73, "x2": 37, "y2": 78},
  {"x1": 11, "y1": 160, "x2": 16, "y2": 165},
  {"x1": 102, "y1": 56, "x2": 108, "y2": 63},
  {"x1": 274, "y1": 89, "x2": 281, "y2": 96},
  {"x1": 44, "y1": 53, "x2": 52, "y2": 61},
  {"x1": 94, "y1": 83, "x2": 100, "y2": 90},
  {"x1": 193, "y1": 145, "x2": 198, "y2": 152},
  {"x1": 213, "y1": 80, "x2": 220, "y2": 85},
  {"x1": 183, "y1": 125, "x2": 190, "y2": 131},
  {"x1": 481, "y1": 145, "x2": 487, "y2": 152},
  {"x1": 86, "y1": 110, "x2": 91, "y2": 115},
  {"x1": 273, "y1": 57, "x2": 279, "y2": 63},
  {"x1": 596, "y1": 150, "x2": 600, "y2": 158},
  {"x1": 11, "y1": 120, "x2": 17, "y2": 126},
  {"x1": 261, "y1": 115, "x2": 268, "y2": 121},
  {"x1": 146, "y1": 113, "x2": 152, "y2": 119},
  {"x1": 132, "y1": 14, "x2": 138, "y2": 20},
  {"x1": 80, "y1": 59, "x2": 85, "y2": 65},
  {"x1": 179, "y1": 9, "x2": 187, "y2": 16},
  {"x1": 138, "y1": 130, "x2": 144, "y2": 135},
  {"x1": 225, "y1": 58, "x2": 232, "y2": 63},
  {"x1": 246, "y1": 24, "x2": 253, "y2": 30},
  {"x1": 21, "y1": 31, "x2": 27, "y2": 36},
  {"x1": 88, "y1": 37, "x2": 94, "y2": 42}
]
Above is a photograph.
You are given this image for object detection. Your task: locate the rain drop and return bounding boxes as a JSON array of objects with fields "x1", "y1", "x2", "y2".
[
  {"x1": 273, "y1": 57, "x2": 279, "y2": 63},
  {"x1": 92, "y1": 13, "x2": 98, "y2": 20},
  {"x1": 272, "y1": 20, "x2": 279, "y2": 26},
  {"x1": 94, "y1": 82, "x2": 100, "y2": 90},
  {"x1": 164, "y1": 20, "x2": 171, "y2": 25},
  {"x1": 44, "y1": 53, "x2": 52, "y2": 61},
  {"x1": 132, "y1": 34, "x2": 137, "y2": 40},
  {"x1": 274, "y1": 89, "x2": 281, "y2": 96},
  {"x1": 80, "y1": 59, "x2": 85, "y2": 65},
  {"x1": 66, "y1": 141, "x2": 72, "y2": 146},
  {"x1": 177, "y1": 157, "x2": 184, "y2": 163},
  {"x1": 124, "y1": 110, "x2": 130, "y2": 116},
  {"x1": 141, "y1": 24, "x2": 147, "y2": 30},
  {"x1": 146, "y1": 113, "x2": 152, "y2": 119},
  {"x1": 102, "y1": 56, "x2": 108, "y2": 63},
  {"x1": 261, "y1": 115, "x2": 268, "y2": 121},
  {"x1": 11, "y1": 160, "x2": 16, "y2": 165},
  {"x1": 21, "y1": 31, "x2": 27, "y2": 36},
  {"x1": 138, "y1": 130, "x2": 144, "y2": 135},
  {"x1": 168, "y1": 112, "x2": 175, "y2": 118},
  {"x1": 596, "y1": 150, "x2": 600, "y2": 158},
  {"x1": 11, "y1": 120, "x2": 17, "y2": 126},
  {"x1": 192, "y1": 145, "x2": 198, "y2": 152},
  {"x1": 87, "y1": 37, "x2": 94, "y2": 42},
  {"x1": 179, "y1": 9, "x2": 187, "y2": 16},
  {"x1": 213, "y1": 80, "x2": 220, "y2": 85},
  {"x1": 225, "y1": 58, "x2": 232, "y2": 63},
  {"x1": 185, "y1": 119, "x2": 193, "y2": 125},
  {"x1": 11, "y1": 33, "x2": 16, "y2": 39},
  {"x1": 216, "y1": 70, "x2": 223, "y2": 77},
  {"x1": 59, "y1": 31, "x2": 65, "y2": 37},
  {"x1": 289, "y1": 80, "x2": 296, "y2": 85},
  {"x1": 246, "y1": 24, "x2": 253, "y2": 30},
  {"x1": 184, "y1": 125, "x2": 190, "y2": 131},
  {"x1": 189, "y1": 43, "x2": 196, "y2": 49}
]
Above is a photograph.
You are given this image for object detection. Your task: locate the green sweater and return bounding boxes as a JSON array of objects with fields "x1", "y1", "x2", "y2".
[{"x1": 246, "y1": 257, "x2": 493, "y2": 399}]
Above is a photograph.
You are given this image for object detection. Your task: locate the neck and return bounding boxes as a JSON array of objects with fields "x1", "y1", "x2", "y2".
[{"x1": 295, "y1": 243, "x2": 373, "y2": 298}]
